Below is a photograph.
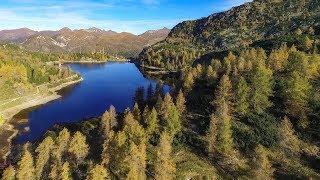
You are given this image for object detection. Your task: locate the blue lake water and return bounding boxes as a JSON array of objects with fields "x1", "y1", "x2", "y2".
[{"x1": 15, "y1": 62, "x2": 170, "y2": 143}]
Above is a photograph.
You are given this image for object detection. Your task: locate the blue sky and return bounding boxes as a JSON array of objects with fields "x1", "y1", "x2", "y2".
[{"x1": 0, "y1": 0, "x2": 251, "y2": 34}]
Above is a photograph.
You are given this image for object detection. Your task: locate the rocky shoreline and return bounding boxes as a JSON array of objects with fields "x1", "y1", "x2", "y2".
[{"x1": 0, "y1": 77, "x2": 83, "y2": 164}]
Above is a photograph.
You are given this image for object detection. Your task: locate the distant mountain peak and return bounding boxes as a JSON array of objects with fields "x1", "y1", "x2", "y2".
[
  {"x1": 85, "y1": 27, "x2": 104, "y2": 33},
  {"x1": 59, "y1": 27, "x2": 72, "y2": 32}
]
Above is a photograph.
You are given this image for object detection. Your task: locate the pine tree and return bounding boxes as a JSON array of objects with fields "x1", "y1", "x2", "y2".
[
  {"x1": 35, "y1": 136, "x2": 54, "y2": 180},
  {"x1": 251, "y1": 145, "x2": 274, "y2": 180},
  {"x1": 87, "y1": 164, "x2": 109, "y2": 180},
  {"x1": 1, "y1": 165, "x2": 15, "y2": 180},
  {"x1": 61, "y1": 162, "x2": 72, "y2": 180},
  {"x1": 234, "y1": 76, "x2": 250, "y2": 116},
  {"x1": 68, "y1": 131, "x2": 89, "y2": 163},
  {"x1": 154, "y1": 133, "x2": 176, "y2": 180},
  {"x1": 17, "y1": 148, "x2": 34, "y2": 180}
]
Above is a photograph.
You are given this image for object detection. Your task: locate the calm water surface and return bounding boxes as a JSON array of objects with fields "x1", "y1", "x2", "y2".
[{"x1": 15, "y1": 62, "x2": 170, "y2": 143}]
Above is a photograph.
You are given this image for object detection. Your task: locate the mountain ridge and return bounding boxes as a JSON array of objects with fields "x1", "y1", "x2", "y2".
[
  {"x1": 139, "y1": 0, "x2": 320, "y2": 69},
  {"x1": 0, "y1": 27, "x2": 170, "y2": 58}
]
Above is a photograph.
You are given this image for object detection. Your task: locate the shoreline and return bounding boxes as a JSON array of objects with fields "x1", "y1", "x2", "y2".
[
  {"x1": 0, "y1": 77, "x2": 83, "y2": 162},
  {"x1": 60, "y1": 59, "x2": 129, "y2": 64}
]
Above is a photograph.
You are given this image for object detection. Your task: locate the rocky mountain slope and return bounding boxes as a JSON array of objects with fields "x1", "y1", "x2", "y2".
[
  {"x1": 0, "y1": 27, "x2": 170, "y2": 58},
  {"x1": 139, "y1": 0, "x2": 320, "y2": 69}
]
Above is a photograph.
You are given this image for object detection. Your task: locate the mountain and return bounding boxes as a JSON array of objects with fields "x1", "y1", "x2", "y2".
[
  {"x1": 0, "y1": 27, "x2": 170, "y2": 58},
  {"x1": 139, "y1": 0, "x2": 320, "y2": 69},
  {"x1": 0, "y1": 28, "x2": 37, "y2": 42},
  {"x1": 139, "y1": 27, "x2": 171, "y2": 46}
]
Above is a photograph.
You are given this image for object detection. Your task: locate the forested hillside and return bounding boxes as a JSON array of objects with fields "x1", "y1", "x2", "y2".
[
  {"x1": 139, "y1": 0, "x2": 320, "y2": 70},
  {"x1": 0, "y1": 44, "x2": 75, "y2": 102}
]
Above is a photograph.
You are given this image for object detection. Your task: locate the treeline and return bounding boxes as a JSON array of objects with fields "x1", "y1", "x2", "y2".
[{"x1": 57, "y1": 52, "x2": 125, "y2": 62}]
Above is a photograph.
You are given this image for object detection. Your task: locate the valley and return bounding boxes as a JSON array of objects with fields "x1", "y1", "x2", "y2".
[{"x1": 0, "y1": 0, "x2": 320, "y2": 180}]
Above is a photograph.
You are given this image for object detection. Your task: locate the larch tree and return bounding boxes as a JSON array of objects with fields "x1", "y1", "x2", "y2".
[
  {"x1": 126, "y1": 141, "x2": 146, "y2": 180},
  {"x1": 17, "y1": 148, "x2": 34, "y2": 180},
  {"x1": 154, "y1": 133, "x2": 176, "y2": 180},
  {"x1": 35, "y1": 136, "x2": 54, "y2": 180},
  {"x1": 1, "y1": 165, "x2": 15, "y2": 180},
  {"x1": 213, "y1": 75, "x2": 244, "y2": 170},
  {"x1": 145, "y1": 107, "x2": 159, "y2": 136},
  {"x1": 68, "y1": 131, "x2": 89, "y2": 163},
  {"x1": 132, "y1": 103, "x2": 142, "y2": 124},
  {"x1": 61, "y1": 162, "x2": 72, "y2": 180},
  {"x1": 175, "y1": 90, "x2": 186, "y2": 116},
  {"x1": 183, "y1": 71, "x2": 194, "y2": 92},
  {"x1": 87, "y1": 164, "x2": 109, "y2": 180},
  {"x1": 234, "y1": 76, "x2": 250, "y2": 117},
  {"x1": 161, "y1": 93, "x2": 181, "y2": 137},
  {"x1": 52, "y1": 128, "x2": 70, "y2": 163},
  {"x1": 282, "y1": 70, "x2": 311, "y2": 128},
  {"x1": 251, "y1": 145, "x2": 274, "y2": 180},
  {"x1": 207, "y1": 114, "x2": 218, "y2": 156},
  {"x1": 278, "y1": 117, "x2": 301, "y2": 157},
  {"x1": 250, "y1": 63, "x2": 273, "y2": 114},
  {"x1": 101, "y1": 105, "x2": 117, "y2": 137}
]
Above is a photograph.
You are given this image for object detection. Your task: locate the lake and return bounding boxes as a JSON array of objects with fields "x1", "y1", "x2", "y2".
[{"x1": 14, "y1": 62, "x2": 170, "y2": 143}]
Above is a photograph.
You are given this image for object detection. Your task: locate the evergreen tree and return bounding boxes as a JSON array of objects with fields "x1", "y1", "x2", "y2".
[
  {"x1": 251, "y1": 145, "x2": 274, "y2": 180},
  {"x1": 35, "y1": 136, "x2": 54, "y2": 180},
  {"x1": 61, "y1": 162, "x2": 72, "y2": 180},
  {"x1": 68, "y1": 131, "x2": 89, "y2": 163},
  {"x1": 17, "y1": 148, "x2": 34, "y2": 180},
  {"x1": 154, "y1": 133, "x2": 176, "y2": 180},
  {"x1": 1, "y1": 166, "x2": 15, "y2": 180},
  {"x1": 87, "y1": 164, "x2": 109, "y2": 180},
  {"x1": 234, "y1": 76, "x2": 250, "y2": 116}
]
